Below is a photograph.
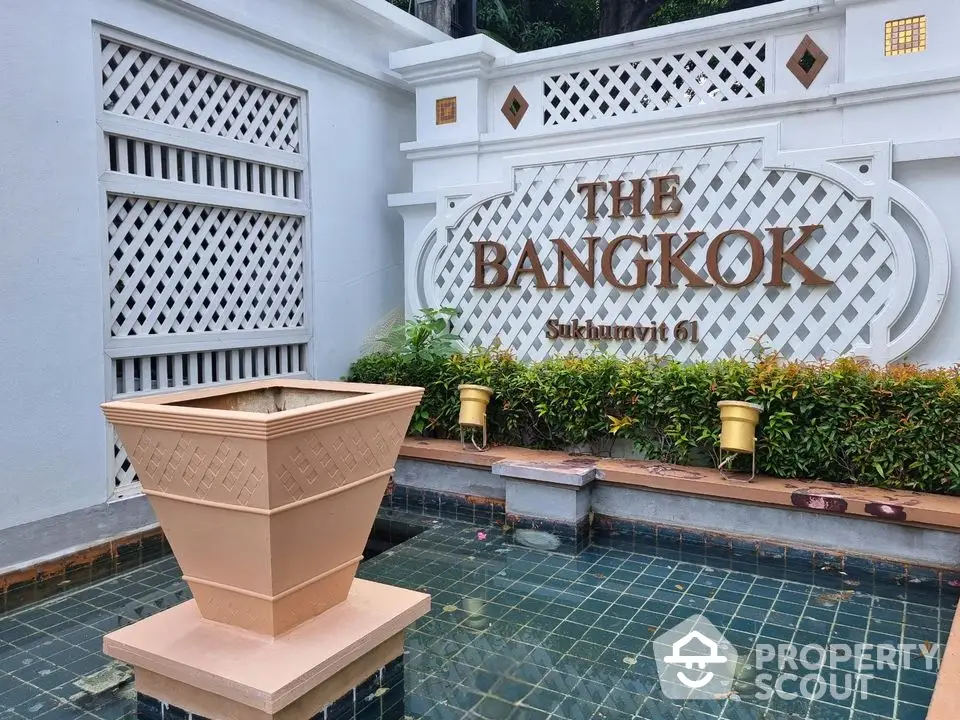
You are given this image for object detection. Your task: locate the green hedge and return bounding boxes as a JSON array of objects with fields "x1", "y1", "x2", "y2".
[{"x1": 348, "y1": 349, "x2": 960, "y2": 495}]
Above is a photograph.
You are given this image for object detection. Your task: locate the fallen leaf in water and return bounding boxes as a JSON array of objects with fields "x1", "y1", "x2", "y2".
[
  {"x1": 623, "y1": 657, "x2": 637, "y2": 666},
  {"x1": 442, "y1": 605, "x2": 457, "y2": 613},
  {"x1": 648, "y1": 626, "x2": 657, "y2": 633},
  {"x1": 816, "y1": 590, "x2": 854, "y2": 604},
  {"x1": 373, "y1": 688, "x2": 389, "y2": 698},
  {"x1": 675, "y1": 584, "x2": 685, "y2": 591}
]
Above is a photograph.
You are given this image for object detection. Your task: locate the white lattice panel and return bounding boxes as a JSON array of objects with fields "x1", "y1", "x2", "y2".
[
  {"x1": 107, "y1": 195, "x2": 305, "y2": 336},
  {"x1": 544, "y1": 41, "x2": 767, "y2": 126},
  {"x1": 101, "y1": 38, "x2": 300, "y2": 152},
  {"x1": 423, "y1": 141, "x2": 899, "y2": 362},
  {"x1": 108, "y1": 136, "x2": 301, "y2": 199},
  {"x1": 98, "y1": 31, "x2": 312, "y2": 501},
  {"x1": 110, "y1": 344, "x2": 307, "y2": 497}
]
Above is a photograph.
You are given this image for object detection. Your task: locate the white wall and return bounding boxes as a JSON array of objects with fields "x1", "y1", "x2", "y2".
[
  {"x1": 892, "y1": 158, "x2": 960, "y2": 367},
  {"x1": 0, "y1": 0, "x2": 435, "y2": 531},
  {"x1": 0, "y1": 1, "x2": 109, "y2": 532},
  {"x1": 390, "y1": 0, "x2": 960, "y2": 368},
  {"x1": 308, "y1": 75, "x2": 415, "y2": 376}
]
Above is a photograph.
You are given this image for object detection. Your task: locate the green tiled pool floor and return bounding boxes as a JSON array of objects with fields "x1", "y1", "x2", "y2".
[
  {"x1": 0, "y1": 510, "x2": 954, "y2": 720},
  {"x1": 361, "y1": 516, "x2": 951, "y2": 720}
]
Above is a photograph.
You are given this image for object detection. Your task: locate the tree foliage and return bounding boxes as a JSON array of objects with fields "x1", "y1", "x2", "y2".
[{"x1": 389, "y1": 0, "x2": 782, "y2": 51}]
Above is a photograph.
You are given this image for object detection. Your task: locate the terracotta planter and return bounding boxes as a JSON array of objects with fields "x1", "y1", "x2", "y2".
[{"x1": 101, "y1": 379, "x2": 423, "y2": 636}]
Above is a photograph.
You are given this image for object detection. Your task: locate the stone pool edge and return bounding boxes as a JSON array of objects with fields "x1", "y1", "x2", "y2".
[
  {"x1": 396, "y1": 439, "x2": 960, "y2": 569},
  {"x1": 928, "y1": 602, "x2": 960, "y2": 719},
  {"x1": 399, "y1": 438, "x2": 960, "y2": 531}
]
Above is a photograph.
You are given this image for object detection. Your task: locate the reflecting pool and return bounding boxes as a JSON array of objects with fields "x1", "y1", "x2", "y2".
[{"x1": 0, "y1": 511, "x2": 952, "y2": 719}]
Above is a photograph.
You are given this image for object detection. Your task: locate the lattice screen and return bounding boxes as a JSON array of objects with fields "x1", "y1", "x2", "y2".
[
  {"x1": 423, "y1": 141, "x2": 896, "y2": 362},
  {"x1": 98, "y1": 32, "x2": 309, "y2": 498},
  {"x1": 106, "y1": 195, "x2": 304, "y2": 336},
  {"x1": 101, "y1": 39, "x2": 300, "y2": 152},
  {"x1": 543, "y1": 41, "x2": 767, "y2": 126}
]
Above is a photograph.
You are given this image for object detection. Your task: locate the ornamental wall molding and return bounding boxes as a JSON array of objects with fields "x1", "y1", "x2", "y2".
[{"x1": 408, "y1": 124, "x2": 950, "y2": 364}]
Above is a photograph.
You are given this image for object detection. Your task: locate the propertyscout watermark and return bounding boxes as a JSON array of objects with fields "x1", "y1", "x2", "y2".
[{"x1": 653, "y1": 614, "x2": 940, "y2": 702}]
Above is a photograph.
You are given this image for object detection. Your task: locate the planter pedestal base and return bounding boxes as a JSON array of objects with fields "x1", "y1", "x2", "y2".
[{"x1": 104, "y1": 579, "x2": 429, "y2": 720}]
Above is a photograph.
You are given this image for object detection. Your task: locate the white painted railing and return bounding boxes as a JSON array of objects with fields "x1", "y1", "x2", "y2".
[{"x1": 540, "y1": 38, "x2": 770, "y2": 127}]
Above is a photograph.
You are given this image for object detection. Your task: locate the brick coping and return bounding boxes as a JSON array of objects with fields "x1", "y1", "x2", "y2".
[{"x1": 400, "y1": 438, "x2": 960, "y2": 532}]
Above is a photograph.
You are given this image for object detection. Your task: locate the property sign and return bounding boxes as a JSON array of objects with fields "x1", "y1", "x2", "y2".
[{"x1": 411, "y1": 128, "x2": 948, "y2": 364}]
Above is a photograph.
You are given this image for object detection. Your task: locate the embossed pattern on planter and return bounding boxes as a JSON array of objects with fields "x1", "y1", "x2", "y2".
[
  {"x1": 121, "y1": 427, "x2": 268, "y2": 508},
  {"x1": 268, "y1": 410, "x2": 409, "y2": 507}
]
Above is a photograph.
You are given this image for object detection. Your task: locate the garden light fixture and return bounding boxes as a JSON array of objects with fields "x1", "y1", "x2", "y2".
[
  {"x1": 458, "y1": 384, "x2": 493, "y2": 451},
  {"x1": 717, "y1": 400, "x2": 762, "y2": 479}
]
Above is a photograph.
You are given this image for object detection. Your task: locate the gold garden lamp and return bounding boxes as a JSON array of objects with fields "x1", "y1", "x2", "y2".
[
  {"x1": 716, "y1": 400, "x2": 762, "y2": 479},
  {"x1": 458, "y1": 384, "x2": 493, "y2": 451}
]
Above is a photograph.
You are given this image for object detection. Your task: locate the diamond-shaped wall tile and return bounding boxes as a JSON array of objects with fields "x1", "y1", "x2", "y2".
[
  {"x1": 501, "y1": 86, "x2": 529, "y2": 129},
  {"x1": 786, "y1": 35, "x2": 828, "y2": 89}
]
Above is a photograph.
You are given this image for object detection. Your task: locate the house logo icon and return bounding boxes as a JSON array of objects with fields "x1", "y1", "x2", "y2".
[{"x1": 653, "y1": 614, "x2": 738, "y2": 700}]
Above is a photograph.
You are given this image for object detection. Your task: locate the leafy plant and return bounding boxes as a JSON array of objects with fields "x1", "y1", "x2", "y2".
[
  {"x1": 377, "y1": 307, "x2": 461, "y2": 361},
  {"x1": 389, "y1": 0, "x2": 783, "y2": 52},
  {"x1": 349, "y1": 348, "x2": 960, "y2": 496}
]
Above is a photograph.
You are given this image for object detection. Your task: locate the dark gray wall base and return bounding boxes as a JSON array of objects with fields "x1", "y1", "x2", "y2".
[
  {"x1": 390, "y1": 456, "x2": 960, "y2": 569},
  {"x1": 0, "y1": 495, "x2": 157, "y2": 574},
  {"x1": 394, "y1": 458, "x2": 505, "y2": 499},
  {"x1": 136, "y1": 656, "x2": 404, "y2": 720},
  {"x1": 382, "y1": 482, "x2": 506, "y2": 527},
  {"x1": 592, "y1": 484, "x2": 960, "y2": 569},
  {"x1": 592, "y1": 513, "x2": 960, "y2": 602}
]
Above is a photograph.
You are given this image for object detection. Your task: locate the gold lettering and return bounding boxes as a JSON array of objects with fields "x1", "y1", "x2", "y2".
[
  {"x1": 656, "y1": 232, "x2": 711, "y2": 288},
  {"x1": 765, "y1": 225, "x2": 833, "y2": 287},
  {"x1": 508, "y1": 238, "x2": 550, "y2": 288},
  {"x1": 473, "y1": 241, "x2": 508, "y2": 288},
  {"x1": 707, "y1": 230, "x2": 764, "y2": 289},
  {"x1": 577, "y1": 181, "x2": 607, "y2": 221}
]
